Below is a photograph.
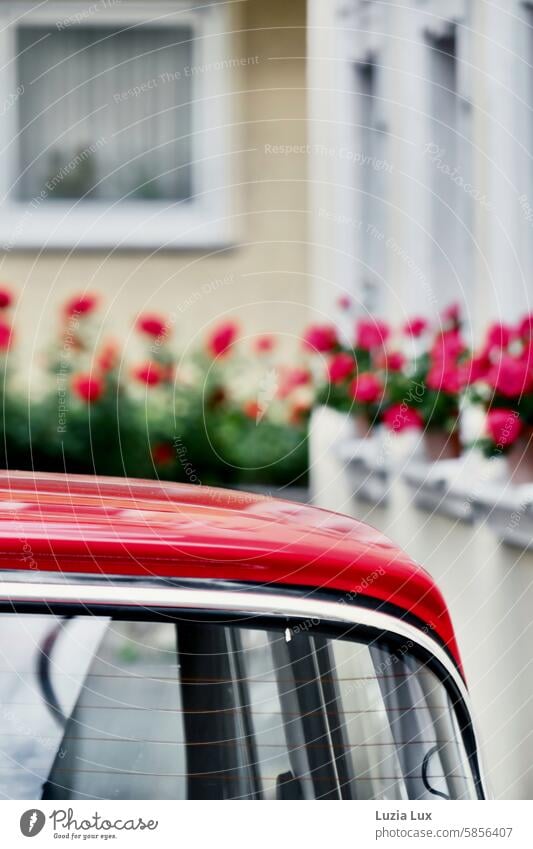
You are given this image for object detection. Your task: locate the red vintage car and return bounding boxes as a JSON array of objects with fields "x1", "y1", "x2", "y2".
[{"x1": 0, "y1": 471, "x2": 485, "y2": 800}]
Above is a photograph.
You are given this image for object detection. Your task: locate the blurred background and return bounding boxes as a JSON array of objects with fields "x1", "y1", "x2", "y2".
[
  {"x1": 0, "y1": 0, "x2": 309, "y2": 359},
  {"x1": 0, "y1": 0, "x2": 532, "y2": 800}
]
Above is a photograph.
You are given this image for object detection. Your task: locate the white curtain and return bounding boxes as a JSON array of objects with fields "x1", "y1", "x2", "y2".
[{"x1": 16, "y1": 25, "x2": 193, "y2": 202}]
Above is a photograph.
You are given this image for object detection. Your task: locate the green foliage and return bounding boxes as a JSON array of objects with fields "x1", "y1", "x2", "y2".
[
  {"x1": 0, "y1": 301, "x2": 311, "y2": 490},
  {"x1": 0, "y1": 367, "x2": 308, "y2": 489},
  {"x1": 207, "y1": 409, "x2": 308, "y2": 486}
]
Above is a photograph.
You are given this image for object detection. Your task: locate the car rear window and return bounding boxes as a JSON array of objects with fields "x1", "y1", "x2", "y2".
[{"x1": 0, "y1": 613, "x2": 478, "y2": 800}]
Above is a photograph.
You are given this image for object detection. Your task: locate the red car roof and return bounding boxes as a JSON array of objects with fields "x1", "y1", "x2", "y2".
[{"x1": 0, "y1": 471, "x2": 460, "y2": 666}]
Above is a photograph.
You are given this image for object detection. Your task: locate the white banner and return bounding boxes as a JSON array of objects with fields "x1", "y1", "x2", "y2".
[{"x1": 1, "y1": 800, "x2": 532, "y2": 848}]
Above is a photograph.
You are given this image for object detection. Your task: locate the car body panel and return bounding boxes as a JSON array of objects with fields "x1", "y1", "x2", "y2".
[{"x1": 0, "y1": 471, "x2": 460, "y2": 667}]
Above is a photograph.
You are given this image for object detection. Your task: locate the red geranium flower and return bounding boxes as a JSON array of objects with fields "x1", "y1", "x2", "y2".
[
  {"x1": 426, "y1": 362, "x2": 463, "y2": 394},
  {"x1": 64, "y1": 293, "x2": 98, "y2": 318},
  {"x1": 303, "y1": 324, "x2": 338, "y2": 353},
  {"x1": 458, "y1": 354, "x2": 490, "y2": 386},
  {"x1": 254, "y1": 334, "x2": 276, "y2": 353},
  {"x1": 0, "y1": 287, "x2": 13, "y2": 310},
  {"x1": 355, "y1": 319, "x2": 390, "y2": 351},
  {"x1": 378, "y1": 351, "x2": 405, "y2": 372},
  {"x1": 403, "y1": 317, "x2": 428, "y2": 338},
  {"x1": 133, "y1": 361, "x2": 163, "y2": 387},
  {"x1": 97, "y1": 341, "x2": 119, "y2": 373},
  {"x1": 486, "y1": 408, "x2": 522, "y2": 447},
  {"x1": 72, "y1": 373, "x2": 104, "y2": 403},
  {"x1": 349, "y1": 372, "x2": 383, "y2": 404},
  {"x1": 136, "y1": 313, "x2": 169, "y2": 339},
  {"x1": 328, "y1": 352, "x2": 355, "y2": 384},
  {"x1": 152, "y1": 442, "x2": 175, "y2": 467},
  {"x1": 243, "y1": 400, "x2": 262, "y2": 420},
  {"x1": 485, "y1": 322, "x2": 512, "y2": 351},
  {"x1": 207, "y1": 321, "x2": 239, "y2": 358},
  {"x1": 487, "y1": 355, "x2": 533, "y2": 398},
  {"x1": 0, "y1": 320, "x2": 12, "y2": 351},
  {"x1": 160, "y1": 363, "x2": 175, "y2": 383},
  {"x1": 289, "y1": 400, "x2": 311, "y2": 425},
  {"x1": 431, "y1": 329, "x2": 466, "y2": 363},
  {"x1": 382, "y1": 404, "x2": 424, "y2": 432}
]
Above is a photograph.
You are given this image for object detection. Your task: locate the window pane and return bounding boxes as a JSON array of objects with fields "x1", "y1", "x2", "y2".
[
  {"x1": 44, "y1": 619, "x2": 186, "y2": 800},
  {"x1": 370, "y1": 647, "x2": 477, "y2": 801},
  {"x1": 16, "y1": 25, "x2": 193, "y2": 201},
  {"x1": 0, "y1": 613, "x2": 478, "y2": 800},
  {"x1": 330, "y1": 639, "x2": 409, "y2": 799}
]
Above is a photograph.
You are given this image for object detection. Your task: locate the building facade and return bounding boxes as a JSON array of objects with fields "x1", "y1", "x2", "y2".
[
  {"x1": 0, "y1": 0, "x2": 309, "y2": 365},
  {"x1": 309, "y1": 0, "x2": 533, "y2": 336}
]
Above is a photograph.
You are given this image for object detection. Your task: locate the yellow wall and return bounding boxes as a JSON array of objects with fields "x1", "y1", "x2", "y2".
[{"x1": 0, "y1": 0, "x2": 309, "y2": 368}]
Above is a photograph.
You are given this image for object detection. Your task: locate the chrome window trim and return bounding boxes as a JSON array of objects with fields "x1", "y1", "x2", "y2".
[{"x1": 0, "y1": 572, "x2": 487, "y2": 798}]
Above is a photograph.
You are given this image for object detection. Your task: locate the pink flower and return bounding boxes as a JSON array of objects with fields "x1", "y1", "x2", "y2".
[
  {"x1": 328, "y1": 352, "x2": 355, "y2": 384},
  {"x1": 0, "y1": 320, "x2": 12, "y2": 351},
  {"x1": 0, "y1": 287, "x2": 13, "y2": 310},
  {"x1": 355, "y1": 319, "x2": 390, "y2": 351},
  {"x1": 278, "y1": 367, "x2": 311, "y2": 398},
  {"x1": 254, "y1": 334, "x2": 276, "y2": 353},
  {"x1": 207, "y1": 321, "x2": 239, "y2": 358},
  {"x1": 403, "y1": 317, "x2": 428, "y2": 338},
  {"x1": 382, "y1": 404, "x2": 424, "y2": 432},
  {"x1": 458, "y1": 355, "x2": 490, "y2": 386},
  {"x1": 519, "y1": 341, "x2": 533, "y2": 368},
  {"x1": 337, "y1": 295, "x2": 352, "y2": 311},
  {"x1": 72, "y1": 373, "x2": 104, "y2": 403},
  {"x1": 518, "y1": 314, "x2": 533, "y2": 340},
  {"x1": 486, "y1": 408, "x2": 522, "y2": 447},
  {"x1": 485, "y1": 322, "x2": 512, "y2": 351},
  {"x1": 441, "y1": 302, "x2": 461, "y2": 328},
  {"x1": 303, "y1": 324, "x2": 338, "y2": 352},
  {"x1": 487, "y1": 355, "x2": 533, "y2": 398},
  {"x1": 426, "y1": 362, "x2": 463, "y2": 394},
  {"x1": 349, "y1": 372, "x2": 383, "y2": 404},
  {"x1": 64, "y1": 293, "x2": 98, "y2": 318},
  {"x1": 133, "y1": 361, "x2": 163, "y2": 387},
  {"x1": 379, "y1": 351, "x2": 405, "y2": 372},
  {"x1": 136, "y1": 313, "x2": 169, "y2": 339},
  {"x1": 286, "y1": 367, "x2": 311, "y2": 387},
  {"x1": 431, "y1": 329, "x2": 466, "y2": 363}
]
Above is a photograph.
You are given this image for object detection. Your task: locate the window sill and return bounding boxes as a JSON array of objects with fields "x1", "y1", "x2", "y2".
[
  {"x1": 0, "y1": 201, "x2": 235, "y2": 252},
  {"x1": 403, "y1": 457, "x2": 476, "y2": 522},
  {"x1": 471, "y1": 481, "x2": 533, "y2": 550},
  {"x1": 402, "y1": 452, "x2": 507, "y2": 524},
  {"x1": 336, "y1": 435, "x2": 389, "y2": 505}
]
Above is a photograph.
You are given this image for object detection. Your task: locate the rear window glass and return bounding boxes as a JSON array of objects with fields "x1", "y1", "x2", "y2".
[{"x1": 0, "y1": 614, "x2": 478, "y2": 800}]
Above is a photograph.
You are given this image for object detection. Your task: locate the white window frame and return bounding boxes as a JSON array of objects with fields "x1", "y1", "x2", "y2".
[{"x1": 0, "y1": 1, "x2": 236, "y2": 250}]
